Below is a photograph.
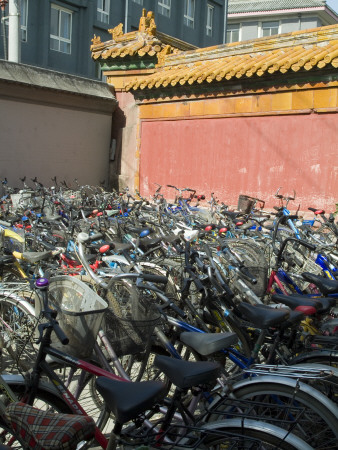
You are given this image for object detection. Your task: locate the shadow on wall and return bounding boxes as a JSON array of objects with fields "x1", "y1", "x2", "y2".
[{"x1": 110, "y1": 106, "x2": 127, "y2": 191}]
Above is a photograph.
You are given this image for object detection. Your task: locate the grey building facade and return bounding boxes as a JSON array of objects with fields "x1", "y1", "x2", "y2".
[
  {"x1": 0, "y1": 1, "x2": 337, "y2": 80},
  {"x1": 0, "y1": 0, "x2": 227, "y2": 80},
  {"x1": 226, "y1": 1, "x2": 338, "y2": 43}
]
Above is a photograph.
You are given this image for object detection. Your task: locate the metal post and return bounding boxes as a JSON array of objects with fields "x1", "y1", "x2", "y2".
[
  {"x1": 223, "y1": 0, "x2": 229, "y2": 44},
  {"x1": 0, "y1": 0, "x2": 8, "y2": 60},
  {"x1": 124, "y1": 0, "x2": 128, "y2": 33},
  {"x1": 8, "y1": 0, "x2": 20, "y2": 62}
]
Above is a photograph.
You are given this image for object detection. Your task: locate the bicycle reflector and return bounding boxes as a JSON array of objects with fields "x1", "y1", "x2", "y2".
[
  {"x1": 219, "y1": 227, "x2": 227, "y2": 234},
  {"x1": 205, "y1": 225, "x2": 213, "y2": 232},
  {"x1": 99, "y1": 244, "x2": 110, "y2": 253}
]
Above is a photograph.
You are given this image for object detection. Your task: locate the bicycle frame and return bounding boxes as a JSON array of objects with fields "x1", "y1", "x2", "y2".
[{"x1": 25, "y1": 334, "x2": 130, "y2": 448}]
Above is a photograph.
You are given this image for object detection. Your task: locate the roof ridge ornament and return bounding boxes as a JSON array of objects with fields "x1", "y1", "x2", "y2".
[
  {"x1": 108, "y1": 23, "x2": 124, "y2": 42},
  {"x1": 157, "y1": 45, "x2": 173, "y2": 67},
  {"x1": 138, "y1": 9, "x2": 157, "y2": 36},
  {"x1": 91, "y1": 35, "x2": 102, "y2": 46}
]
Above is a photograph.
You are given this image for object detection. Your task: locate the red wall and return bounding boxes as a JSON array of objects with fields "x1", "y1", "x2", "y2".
[{"x1": 139, "y1": 114, "x2": 338, "y2": 211}]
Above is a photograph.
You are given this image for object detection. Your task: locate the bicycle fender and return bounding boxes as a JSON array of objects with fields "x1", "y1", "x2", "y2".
[
  {"x1": 202, "y1": 419, "x2": 313, "y2": 450},
  {"x1": 225, "y1": 375, "x2": 338, "y2": 418}
]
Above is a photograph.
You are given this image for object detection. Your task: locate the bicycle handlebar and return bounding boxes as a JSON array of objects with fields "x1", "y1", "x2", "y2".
[
  {"x1": 51, "y1": 320, "x2": 69, "y2": 345},
  {"x1": 141, "y1": 273, "x2": 168, "y2": 284},
  {"x1": 35, "y1": 279, "x2": 70, "y2": 345},
  {"x1": 276, "y1": 237, "x2": 316, "y2": 266}
]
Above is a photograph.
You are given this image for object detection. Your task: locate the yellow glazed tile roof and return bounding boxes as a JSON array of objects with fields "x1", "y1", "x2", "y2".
[
  {"x1": 124, "y1": 24, "x2": 338, "y2": 91},
  {"x1": 90, "y1": 9, "x2": 193, "y2": 62}
]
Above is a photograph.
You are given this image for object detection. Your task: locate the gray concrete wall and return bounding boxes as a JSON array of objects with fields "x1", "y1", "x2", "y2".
[{"x1": 0, "y1": 61, "x2": 117, "y2": 190}]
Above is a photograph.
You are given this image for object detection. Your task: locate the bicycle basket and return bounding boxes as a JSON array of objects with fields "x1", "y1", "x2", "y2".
[
  {"x1": 237, "y1": 195, "x2": 256, "y2": 214},
  {"x1": 293, "y1": 256, "x2": 323, "y2": 291},
  {"x1": 35, "y1": 276, "x2": 108, "y2": 359},
  {"x1": 10, "y1": 193, "x2": 32, "y2": 211},
  {"x1": 104, "y1": 291, "x2": 161, "y2": 357}
]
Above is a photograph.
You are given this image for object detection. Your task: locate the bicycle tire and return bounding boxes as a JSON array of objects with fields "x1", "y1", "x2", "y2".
[
  {"x1": 209, "y1": 375, "x2": 338, "y2": 449},
  {"x1": 0, "y1": 294, "x2": 38, "y2": 374},
  {"x1": 105, "y1": 278, "x2": 138, "y2": 318}
]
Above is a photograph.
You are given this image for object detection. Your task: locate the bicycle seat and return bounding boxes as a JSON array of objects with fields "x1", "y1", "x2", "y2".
[
  {"x1": 271, "y1": 294, "x2": 324, "y2": 315},
  {"x1": 154, "y1": 354, "x2": 221, "y2": 389},
  {"x1": 237, "y1": 302, "x2": 290, "y2": 329},
  {"x1": 179, "y1": 331, "x2": 238, "y2": 355},
  {"x1": 5, "y1": 402, "x2": 95, "y2": 450},
  {"x1": 17, "y1": 251, "x2": 53, "y2": 263},
  {"x1": 139, "y1": 236, "x2": 163, "y2": 251},
  {"x1": 95, "y1": 378, "x2": 167, "y2": 425},
  {"x1": 254, "y1": 304, "x2": 304, "y2": 330},
  {"x1": 302, "y1": 272, "x2": 338, "y2": 296}
]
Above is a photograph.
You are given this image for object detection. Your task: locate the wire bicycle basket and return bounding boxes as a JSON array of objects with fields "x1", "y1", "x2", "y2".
[
  {"x1": 36, "y1": 276, "x2": 108, "y2": 359},
  {"x1": 237, "y1": 195, "x2": 256, "y2": 214},
  {"x1": 104, "y1": 290, "x2": 162, "y2": 357}
]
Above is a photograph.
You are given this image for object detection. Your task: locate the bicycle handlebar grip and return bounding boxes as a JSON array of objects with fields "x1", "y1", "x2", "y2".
[
  {"x1": 298, "y1": 239, "x2": 316, "y2": 251},
  {"x1": 239, "y1": 266, "x2": 257, "y2": 284},
  {"x1": 192, "y1": 275, "x2": 205, "y2": 292},
  {"x1": 53, "y1": 322, "x2": 69, "y2": 345},
  {"x1": 167, "y1": 301, "x2": 186, "y2": 319},
  {"x1": 142, "y1": 274, "x2": 168, "y2": 284},
  {"x1": 221, "y1": 281, "x2": 234, "y2": 299},
  {"x1": 77, "y1": 232, "x2": 104, "y2": 244}
]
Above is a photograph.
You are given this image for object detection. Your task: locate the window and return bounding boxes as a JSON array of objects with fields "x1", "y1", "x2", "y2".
[
  {"x1": 158, "y1": 0, "x2": 171, "y2": 18},
  {"x1": 184, "y1": 0, "x2": 195, "y2": 28},
  {"x1": 21, "y1": 0, "x2": 28, "y2": 42},
  {"x1": 97, "y1": 0, "x2": 109, "y2": 23},
  {"x1": 226, "y1": 23, "x2": 240, "y2": 43},
  {"x1": 206, "y1": 4, "x2": 214, "y2": 36},
  {"x1": 50, "y1": 4, "x2": 72, "y2": 54},
  {"x1": 262, "y1": 21, "x2": 279, "y2": 37}
]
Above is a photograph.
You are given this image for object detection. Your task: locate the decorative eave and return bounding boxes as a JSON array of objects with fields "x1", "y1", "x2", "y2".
[
  {"x1": 125, "y1": 23, "x2": 338, "y2": 92},
  {"x1": 90, "y1": 9, "x2": 184, "y2": 72}
]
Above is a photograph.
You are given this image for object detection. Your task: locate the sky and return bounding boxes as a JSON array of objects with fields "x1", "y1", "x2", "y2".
[{"x1": 327, "y1": 0, "x2": 338, "y2": 13}]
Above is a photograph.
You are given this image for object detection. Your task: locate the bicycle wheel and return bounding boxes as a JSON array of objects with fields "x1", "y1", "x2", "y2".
[
  {"x1": 290, "y1": 363, "x2": 338, "y2": 405},
  {"x1": 209, "y1": 376, "x2": 338, "y2": 449},
  {"x1": 4, "y1": 378, "x2": 73, "y2": 413},
  {"x1": 105, "y1": 278, "x2": 138, "y2": 318},
  {"x1": 0, "y1": 294, "x2": 38, "y2": 374},
  {"x1": 203, "y1": 419, "x2": 312, "y2": 449},
  {"x1": 0, "y1": 418, "x2": 26, "y2": 449}
]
